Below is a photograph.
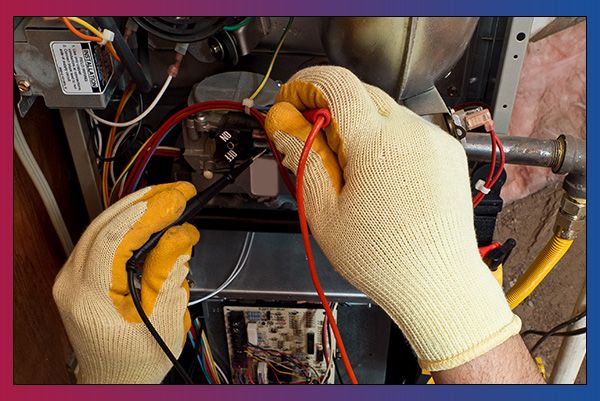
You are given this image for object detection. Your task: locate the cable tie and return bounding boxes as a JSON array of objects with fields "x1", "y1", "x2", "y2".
[
  {"x1": 475, "y1": 179, "x2": 491, "y2": 194},
  {"x1": 99, "y1": 29, "x2": 115, "y2": 46},
  {"x1": 242, "y1": 98, "x2": 254, "y2": 115}
]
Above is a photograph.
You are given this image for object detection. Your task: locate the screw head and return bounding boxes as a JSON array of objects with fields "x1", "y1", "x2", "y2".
[{"x1": 17, "y1": 80, "x2": 31, "y2": 93}]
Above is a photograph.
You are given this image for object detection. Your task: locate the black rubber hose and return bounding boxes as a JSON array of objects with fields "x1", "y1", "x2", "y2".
[{"x1": 95, "y1": 17, "x2": 153, "y2": 93}]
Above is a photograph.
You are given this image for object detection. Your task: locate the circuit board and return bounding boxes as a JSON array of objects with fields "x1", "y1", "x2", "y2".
[{"x1": 223, "y1": 305, "x2": 337, "y2": 384}]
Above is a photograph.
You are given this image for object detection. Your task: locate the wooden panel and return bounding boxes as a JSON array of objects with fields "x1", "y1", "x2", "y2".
[{"x1": 13, "y1": 98, "x2": 89, "y2": 383}]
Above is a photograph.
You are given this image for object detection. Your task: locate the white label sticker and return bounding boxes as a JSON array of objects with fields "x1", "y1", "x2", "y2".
[{"x1": 50, "y1": 41, "x2": 110, "y2": 95}]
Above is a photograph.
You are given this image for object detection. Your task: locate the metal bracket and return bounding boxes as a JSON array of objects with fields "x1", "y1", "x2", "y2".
[
  {"x1": 59, "y1": 109, "x2": 104, "y2": 219},
  {"x1": 492, "y1": 17, "x2": 533, "y2": 135}
]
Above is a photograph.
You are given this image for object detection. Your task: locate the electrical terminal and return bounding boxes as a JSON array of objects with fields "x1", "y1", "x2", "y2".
[{"x1": 452, "y1": 106, "x2": 494, "y2": 132}]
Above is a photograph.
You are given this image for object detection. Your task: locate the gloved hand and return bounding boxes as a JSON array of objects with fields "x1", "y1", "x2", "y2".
[
  {"x1": 265, "y1": 66, "x2": 521, "y2": 371},
  {"x1": 53, "y1": 182, "x2": 200, "y2": 383}
]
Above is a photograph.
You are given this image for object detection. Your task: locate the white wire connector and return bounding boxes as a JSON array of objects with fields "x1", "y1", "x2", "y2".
[
  {"x1": 99, "y1": 29, "x2": 115, "y2": 46},
  {"x1": 242, "y1": 98, "x2": 254, "y2": 115},
  {"x1": 475, "y1": 179, "x2": 491, "y2": 194}
]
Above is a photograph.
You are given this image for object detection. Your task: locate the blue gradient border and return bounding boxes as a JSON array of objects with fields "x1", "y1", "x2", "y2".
[{"x1": 3, "y1": 1, "x2": 595, "y2": 400}]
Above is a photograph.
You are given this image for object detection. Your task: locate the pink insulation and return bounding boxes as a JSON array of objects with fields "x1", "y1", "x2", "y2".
[{"x1": 501, "y1": 21, "x2": 586, "y2": 203}]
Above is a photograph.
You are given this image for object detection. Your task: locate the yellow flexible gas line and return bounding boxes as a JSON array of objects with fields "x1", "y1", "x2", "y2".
[{"x1": 506, "y1": 235, "x2": 573, "y2": 310}]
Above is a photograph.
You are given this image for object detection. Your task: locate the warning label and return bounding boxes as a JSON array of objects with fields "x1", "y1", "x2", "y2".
[{"x1": 50, "y1": 41, "x2": 112, "y2": 95}]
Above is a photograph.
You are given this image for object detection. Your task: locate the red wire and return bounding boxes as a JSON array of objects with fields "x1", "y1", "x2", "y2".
[
  {"x1": 246, "y1": 369, "x2": 255, "y2": 384},
  {"x1": 472, "y1": 128, "x2": 504, "y2": 208},
  {"x1": 472, "y1": 131, "x2": 496, "y2": 207},
  {"x1": 490, "y1": 131, "x2": 506, "y2": 185},
  {"x1": 296, "y1": 115, "x2": 358, "y2": 384}
]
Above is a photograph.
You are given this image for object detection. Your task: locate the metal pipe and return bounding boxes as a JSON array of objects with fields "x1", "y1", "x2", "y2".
[
  {"x1": 463, "y1": 132, "x2": 563, "y2": 170},
  {"x1": 462, "y1": 132, "x2": 586, "y2": 176},
  {"x1": 549, "y1": 282, "x2": 586, "y2": 384}
]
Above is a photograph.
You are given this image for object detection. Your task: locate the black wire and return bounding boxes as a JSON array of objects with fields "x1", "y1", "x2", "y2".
[
  {"x1": 126, "y1": 263, "x2": 194, "y2": 384},
  {"x1": 527, "y1": 311, "x2": 586, "y2": 353},
  {"x1": 522, "y1": 328, "x2": 587, "y2": 338},
  {"x1": 132, "y1": 92, "x2": 144, "y2": 142},
  {"x1": 334, "y1": 357, "x2": 344, "y2": 384}
]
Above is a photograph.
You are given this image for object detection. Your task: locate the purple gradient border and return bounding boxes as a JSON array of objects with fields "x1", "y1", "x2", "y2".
[{"x1": 4, "y1": 2, "x2": 596, "y2": 400}]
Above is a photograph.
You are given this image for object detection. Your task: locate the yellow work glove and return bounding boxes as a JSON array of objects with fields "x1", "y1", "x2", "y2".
[
  {"x1": 53, "y1": 182, "x2": 200, "y2": 383},
  {"x1": 265, "y1": 66, "x2": 521, "y2": 371}
]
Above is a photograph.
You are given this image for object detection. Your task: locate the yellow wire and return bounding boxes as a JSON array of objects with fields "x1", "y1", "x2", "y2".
[
  {"x1": 201, "y1": 331, "x2": 221, "y2": 384},
  {"x1": 67, "y1": 17, "x2": 120, "y2": 61},
  {"x1": 248, "y1": 17, "x2": 294, "y2": 100},
  {"x1": 67, "y1": 17, "x2": 102, "y2": 37},
  {"x1": 108, "y1": 132, "x2": 155, "y2": 202}
]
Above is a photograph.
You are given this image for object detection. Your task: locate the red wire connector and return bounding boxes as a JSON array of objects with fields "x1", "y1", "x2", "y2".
[{"x1": 302, "y1": 108, "x2": 331, "y2": 127}]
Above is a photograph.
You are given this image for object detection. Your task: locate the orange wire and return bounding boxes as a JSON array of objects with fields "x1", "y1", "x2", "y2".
[
  {"x1": 61, "y1": 17, "x2": 101, "y2": 42},
  {"x1": 106, "y1": 44, "x2": 121, "y2": 62},
  {"x1": 101, "y1": 84, "x2": 135, "y2": 207},
  {"x1": 296, "y1": 114, "x2": 358, "y2": 384}
]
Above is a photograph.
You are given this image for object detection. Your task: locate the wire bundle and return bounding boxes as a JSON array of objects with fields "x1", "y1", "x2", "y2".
[
  {"x1": 97, "y1": 85, "x2": 136, "y2": 207},
  {"x1": 61, "y1": 17, "x2": 121, "y2": 62},
  {"x1": 244, "y1": 344, "x2": 320, "y2": 384},
  {"x1": 109, "y1": 101, "x2": 295, "y2": 203},
  {"x1": 187, "y1": 318, "x2": 229, "y2": 384}
]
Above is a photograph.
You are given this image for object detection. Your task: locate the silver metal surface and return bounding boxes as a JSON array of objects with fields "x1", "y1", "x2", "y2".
[
  {"x1": 230, "y1": 17, "x2": 272, "y2": 57},
  {"x1": 189, "y1": 230, "x2": 368, "y2": 303},
  {"x1": 188, "y1": 71, "x2": 279, "y2": 105},
  {"x1": 14, "y1": 18, "x2": 119, "y2": 112},
  {"x1": 322, "y1": 17, "x2": 478, "y2": 100},
  {"x1": 59, "y1": 109, "x2": 103, "y2": 219},
  {"x1": 463, "y1": 132, "x2": 562, "y2": 169},
  {"x1": 491, "y1": 17, "x2": 533, "y2": 134},
  {"x1": 463, "y1": 132, "x2": 586, "y2": 186},
  {"x1": 563, "y1": 172, "x2": 586, "y2": 199},
  {"x1": 402, "y1": 87, "x2": 450, "y2": 130}
]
